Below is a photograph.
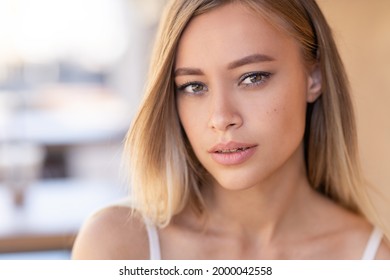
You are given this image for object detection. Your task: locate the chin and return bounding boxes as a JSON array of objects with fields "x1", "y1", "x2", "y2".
[{"x1": 211, "y1": 173, "x2": 262, "y2": 192}]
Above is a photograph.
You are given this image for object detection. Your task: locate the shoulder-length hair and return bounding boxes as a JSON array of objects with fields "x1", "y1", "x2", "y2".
[{"x1": 124, "y1": 0, "x2": 380, "y2": 229}]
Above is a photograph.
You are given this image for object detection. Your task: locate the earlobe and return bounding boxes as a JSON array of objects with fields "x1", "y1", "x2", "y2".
[{"x1": 307, "y1": 64, "x2": 322, "y2": 103}]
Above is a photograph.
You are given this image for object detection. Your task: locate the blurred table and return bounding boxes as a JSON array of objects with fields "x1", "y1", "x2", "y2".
[{"x1": 0, "y1": 178, "x2": 126, "y2": 253}]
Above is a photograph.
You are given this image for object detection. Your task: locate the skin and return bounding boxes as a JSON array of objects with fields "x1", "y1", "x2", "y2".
[{"x1": 72, "y1": 2, "x2": 390, "y2": 259}]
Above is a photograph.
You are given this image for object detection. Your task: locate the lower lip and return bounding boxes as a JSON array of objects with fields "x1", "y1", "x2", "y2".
[{"x1": 210, "y1": 146, "x2": 257, "y2": 166}]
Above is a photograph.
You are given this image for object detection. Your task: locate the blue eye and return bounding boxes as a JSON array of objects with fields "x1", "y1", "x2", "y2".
[
  {"x1": 240, "y1": 72, "x2": 271, "y2": 87},
  {"x1": 176, "y1": 82, "x2": 207, "y2": 95}
]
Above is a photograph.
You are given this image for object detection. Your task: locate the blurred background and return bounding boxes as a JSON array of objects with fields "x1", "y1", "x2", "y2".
[
  {"x1": 0, "y1": 0, "x2": 167, "y2": 259},
  {"x1": 317, "y1": 0, "x2": 390, "y2": 235},
  {"x1": 0, "y1": 0, "x2": 389, "y2": 259}
]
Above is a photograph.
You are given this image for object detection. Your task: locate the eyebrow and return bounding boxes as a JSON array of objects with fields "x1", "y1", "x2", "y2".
[
  {"x1": 174, "y1": 53, "x2": 275, "y2": 77},
  {"x1": 227, "y1": 53, "x2": 275, "y2": 69},
  {"x1": 174, "y1": 67, "x2": 204, "y2": 77}
]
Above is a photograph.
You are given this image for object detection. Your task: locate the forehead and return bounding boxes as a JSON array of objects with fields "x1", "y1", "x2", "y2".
[{"x1": 175, "y1": 2, "x2": 301, "y2": 68}]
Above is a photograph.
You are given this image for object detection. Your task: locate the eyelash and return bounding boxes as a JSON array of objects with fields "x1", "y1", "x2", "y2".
[
  {"x1": 175, "y1": 71, "x2": 272, "y2": 95},
  {"x1": 238, "y1": 71, "x2": 272, "y2": 88},
  {"x1": 176, "y1": 81, "x2": 207, "y2": 95}
]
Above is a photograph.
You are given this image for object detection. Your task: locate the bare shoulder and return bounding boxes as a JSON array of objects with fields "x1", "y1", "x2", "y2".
[
  {"x1": 308, "y1": 193, "x2": 383, "y2": 259},
  {"x1": 323, "y1": 201, "x2": 390, "y2": 259},
  {"x1": 71, "y1": 205, "x2": 149, "y2": 260},
  {"x1": 376, "y1": 236, "x2": 390, "y2": 259}
]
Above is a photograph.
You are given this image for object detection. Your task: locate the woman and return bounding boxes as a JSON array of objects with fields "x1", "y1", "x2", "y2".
[{"x1": 72, "y1": 0, "x2": 390, "y2": 259}]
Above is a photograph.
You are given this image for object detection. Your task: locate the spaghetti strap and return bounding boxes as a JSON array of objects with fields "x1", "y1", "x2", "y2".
[
  {"x1": 145, "y1": 222, "x2": 162, "y2": 260},
  {"x1": 361, "y1": 227, "x2": 383, "y2": 260}
]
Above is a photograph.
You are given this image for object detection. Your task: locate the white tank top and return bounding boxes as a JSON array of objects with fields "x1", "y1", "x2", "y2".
[{"x1": 145, "y1": 224, "x2": 383, "y2": 260}]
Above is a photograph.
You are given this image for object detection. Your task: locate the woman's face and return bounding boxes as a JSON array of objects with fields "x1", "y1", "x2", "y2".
[{"x1": 175, "y1": 3, "x2": 321, "y2": 191}]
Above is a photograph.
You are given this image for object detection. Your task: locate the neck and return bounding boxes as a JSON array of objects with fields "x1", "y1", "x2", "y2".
[{"x1": 201, "y1": 146, "x2": 317, "y2": 242}]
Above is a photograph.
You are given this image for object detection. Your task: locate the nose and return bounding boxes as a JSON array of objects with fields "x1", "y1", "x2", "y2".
[{"x1": 208, "y1": 90, "x2": 243, "y2": 131}]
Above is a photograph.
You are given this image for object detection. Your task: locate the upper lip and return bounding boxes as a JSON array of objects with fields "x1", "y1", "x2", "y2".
[{"x1": 208, "y1": 141, "x2": 258, "y2": 153}]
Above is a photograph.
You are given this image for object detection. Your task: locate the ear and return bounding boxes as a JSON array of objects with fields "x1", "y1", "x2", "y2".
[{"x1": 306, "y1": 64, "x2": 322, "y2": 103}]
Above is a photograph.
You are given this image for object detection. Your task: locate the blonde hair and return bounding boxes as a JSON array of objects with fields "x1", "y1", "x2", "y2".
[{"x1": 124, "y1": 0, "x2": 383, "y2": 232}]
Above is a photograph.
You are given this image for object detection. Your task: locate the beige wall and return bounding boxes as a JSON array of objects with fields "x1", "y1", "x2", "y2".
[{"x1": 317, "y1": 0, "x2": 390, "y2": 222}]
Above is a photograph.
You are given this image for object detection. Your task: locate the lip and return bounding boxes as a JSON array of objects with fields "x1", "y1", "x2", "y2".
[{"x1": 208, "y1": 141, "x2": 258, "y2": 166}]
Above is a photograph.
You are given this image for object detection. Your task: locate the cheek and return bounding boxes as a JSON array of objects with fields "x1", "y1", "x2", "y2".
[
  {"x1": 271, "y1": 72, "x2": 308, "y2": 126},
  {"x1": 263, "y1": 94, "x2": 307, "y2": 148},
  {"x1": 246, "y1": 83, "x2": 307, "y2": 151}
]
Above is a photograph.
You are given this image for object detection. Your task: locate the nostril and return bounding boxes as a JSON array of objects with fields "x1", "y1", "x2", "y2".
[{"x1": 208, "y1": 114, "x2": 242, "y2": 131}]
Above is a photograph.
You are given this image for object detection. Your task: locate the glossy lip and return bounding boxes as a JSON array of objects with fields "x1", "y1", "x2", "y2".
[{"x1": 208, "y1": 141, "x2": 258, "y2": 166}]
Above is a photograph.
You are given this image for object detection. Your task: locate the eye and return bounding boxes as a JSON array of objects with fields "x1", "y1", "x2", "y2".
[
  {"x1": 176, "y1": 82, "x2": 207, "y2": 95},
  {"x1": 239, "y1": 72, "x2": 271, "y2": 87}
]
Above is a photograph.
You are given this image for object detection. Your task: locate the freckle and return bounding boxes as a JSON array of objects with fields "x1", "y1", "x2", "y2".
[{"x1": 273, "y1": 108, "x2": 277, "y2": 112}]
